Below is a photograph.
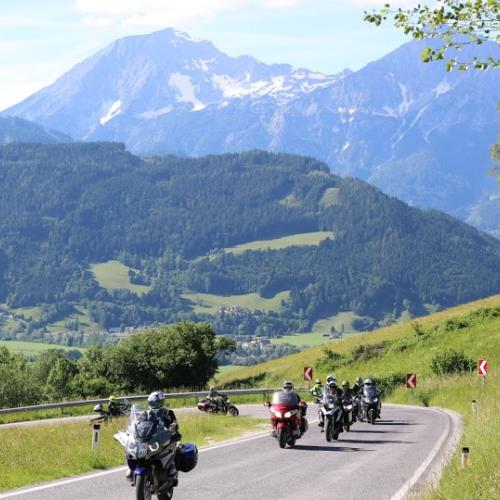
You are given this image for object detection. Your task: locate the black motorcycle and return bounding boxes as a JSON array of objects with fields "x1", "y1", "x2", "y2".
[
  {"x1": 92, "y1": 398, "x2": 131, "y2": 423},
  {"x1": 361, "y1": 386, "x2": 381, "y2": 424},
  {"x1": 114, "y1": 405, "x2": 197, "y2": 500}
]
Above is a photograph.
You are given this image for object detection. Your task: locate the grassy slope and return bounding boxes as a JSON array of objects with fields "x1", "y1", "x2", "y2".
[
  {"x1": 182, "y1": 290, "x2": 289, "y2": 314},
  {"x1": 90, "y1": 260, "x2": 151, "y2": 296},
  {"x1": 221, "y1": 231, "x2": 335, "y2": 255},
  {"x1": 218, "y1": 294, "x2": 500, "y2": 499},
  {"x1": 0, "y1": 414, "x2": 265, "y2": 491},
  {"x1": 0, "y1": 340, "x2": 84, "y2": 357}
]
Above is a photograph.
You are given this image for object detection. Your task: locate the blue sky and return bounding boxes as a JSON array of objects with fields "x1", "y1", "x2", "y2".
[{"x1": 0, "y1": 0, "x2": 411, "y2": 110}]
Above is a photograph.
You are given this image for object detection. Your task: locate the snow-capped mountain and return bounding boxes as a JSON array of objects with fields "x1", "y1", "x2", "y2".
[
  {"x1": 3, "y1": 28, "x2": 346, "y2": 140},
  {"x1": 3, "y1": 28, "x2": 499, "y2": 237}
]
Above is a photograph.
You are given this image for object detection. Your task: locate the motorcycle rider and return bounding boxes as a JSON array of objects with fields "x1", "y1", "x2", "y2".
[
  {"x1": 319, "y1": 378, "x2": 342, "y2": 430},
  {"x1": 125, "y1": 391, "x2": 181, "y2": 480},
  {"x1": 363, "y1": 378, "x2": 382, "y2": 417},
  {"x1": 207, "y1": 386, "x2": 228, "y2": 412},
  {"x1": 108, "y1": 395, "x2": 129, "y2": 417},
  {"x1": 352, "y1": 376, "x2": 364, "y2": 395},
  {"x1": 341, "y1": 380, "x2": 356, "y2": 422},
  {"x1": 310, "y1": 379, "x2": 323, "y2": 401},
  {"x1": 283, "y1": 380, "x2": 307, "y2": 418}
]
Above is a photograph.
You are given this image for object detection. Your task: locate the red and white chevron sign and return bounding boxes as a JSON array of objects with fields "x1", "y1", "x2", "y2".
[
  {"x1": 478, "y1": 359, "x2": 488, "y2": 377},
  {"x1": 406, "y1": 373, "x2": 417, "y2": 389},
  {"x1": 303, "y1": 366, "x2": 313, "y2": 381}
]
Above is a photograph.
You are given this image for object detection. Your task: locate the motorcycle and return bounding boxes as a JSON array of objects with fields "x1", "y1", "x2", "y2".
[
  {"x1": 265, "y1": 391, "x2": 308, "y2": 449},
  {"x1": 342, "y1": 394, "x2": 354, "y2": 432},
  {"x1": 361, "y1": 386, "x2": 381, "y2": 424},
  {"x1": 92, "y1": 398, "x2": 131, "y2": 423},
  {"x1": 321, "y1": 393, "x2": 343, "y2": 442},
  {"x1": 114, "y1": 405, "x2": 198, "y2": 500},
  {"x1": 197, "y1": 397, "x2": 239, "y2": 416}
]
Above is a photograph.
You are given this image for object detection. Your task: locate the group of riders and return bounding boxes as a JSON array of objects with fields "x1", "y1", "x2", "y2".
[
  {"x1": 108, "y1": 377, "x2": 381, "y2": 480},
  {"x1": 309, "y1": 375, "x2": 382, "y2": 428}
]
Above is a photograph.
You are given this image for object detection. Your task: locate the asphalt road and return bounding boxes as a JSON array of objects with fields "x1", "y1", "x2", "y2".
[{"x1": 0, "y1": 404, "x2": 456, "y2": 500}]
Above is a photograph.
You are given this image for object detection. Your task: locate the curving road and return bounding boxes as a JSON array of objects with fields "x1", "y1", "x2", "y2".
[{"x1": 0, "y1": 404, "x2": 459, "y2": 500}]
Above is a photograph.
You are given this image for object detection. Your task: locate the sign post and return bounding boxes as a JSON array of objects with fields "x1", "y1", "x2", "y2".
[
  {"x1": 406, "y1": 373, "x2": 417, "y2": 389},
  {"x1": 304, "y1": 366, "x2": 313, "y2": 390},
  {"x1": 92, "y1": 423, "x2": 101, "y2": 450}
]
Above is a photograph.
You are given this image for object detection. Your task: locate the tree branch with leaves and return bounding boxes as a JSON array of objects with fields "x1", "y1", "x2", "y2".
[{"x1": 364, "y1": 0, "x2": 500, "y2": 71}]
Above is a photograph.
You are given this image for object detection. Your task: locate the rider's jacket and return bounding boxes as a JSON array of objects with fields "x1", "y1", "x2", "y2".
[
  {"x1": 310, "y1": 384, "x2": 323, "y2": 398},
  {"x1": 322, "y1": 386, "x2": 342, "y2": 402}
]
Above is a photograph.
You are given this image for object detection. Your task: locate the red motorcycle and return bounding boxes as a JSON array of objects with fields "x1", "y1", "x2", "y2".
[{"x1": 265, "y1": 391, "x2": 308, "y2": 448}]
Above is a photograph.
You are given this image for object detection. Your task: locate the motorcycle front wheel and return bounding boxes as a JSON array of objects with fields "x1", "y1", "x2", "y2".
[
  {"x1": 157, "y1": 487, "x2": 174, "y2": 500},
  {"x1": 278, "y1": 428, "x2": 288, "y2": 448},
  {"x1": 325, "y1": 419, "x2": 332, "y2": 442},
  {"x1": 368, "y1": 408, "x2": 375, "y2": 424},
  {"x1": 135, "y1": 474, "x2": 153, "y2": 500},
  {"x1": 228, "y1": 405, "x2": 239, "y2": 416}
]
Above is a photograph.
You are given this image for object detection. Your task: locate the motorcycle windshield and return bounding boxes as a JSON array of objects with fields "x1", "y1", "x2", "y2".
[
  {"x1": 128, "y1": 406, "x2": 172, "y2": 446},
  {"x1": 272, "y1": 391, "x2": 299, "y2": 406},
  {"x1": 363, "y1": 386, "x2": 377, "y2": 398}
]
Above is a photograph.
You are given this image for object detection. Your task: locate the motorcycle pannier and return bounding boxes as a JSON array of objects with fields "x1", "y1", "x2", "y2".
[{"x1": 175, "y1": 443, "x2": 198, "y2": 472}]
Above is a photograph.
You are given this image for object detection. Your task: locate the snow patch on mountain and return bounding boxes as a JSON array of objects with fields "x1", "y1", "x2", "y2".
[
  {"x1": 434, "y1": 80, "x2": 452, "y2": 96},
  {"x1": 136, "y1": 106, "x2": 173, "y2": 120},
  {"x1": 100, "y1": 100, "x2": 122, "y2": 125},
  {"x1": 168, "y1": 73, "x2": 206, "y2": 111}
]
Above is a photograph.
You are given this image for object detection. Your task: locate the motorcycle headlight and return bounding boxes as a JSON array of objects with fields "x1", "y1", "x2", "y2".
[
  {"x1": 284, "y1": 409, "x2": 298, "y2": 418},
  {"x1": 271, "y1": 409, "x2": 282, "y2": 418},
  {"x1": 373, "y1": 398, "x2": 378, "y2": 403},
  {"x1": 345, "y1": 404, "x2": 353, "y2": 410},
  {"x1": 328, "y1": 403, "x2": 334, "y2": 409}
]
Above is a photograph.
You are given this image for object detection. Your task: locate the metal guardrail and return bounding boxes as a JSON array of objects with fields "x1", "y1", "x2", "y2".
[{"x1": 0, "y1": 388, "x2": 293, "y2": 416}]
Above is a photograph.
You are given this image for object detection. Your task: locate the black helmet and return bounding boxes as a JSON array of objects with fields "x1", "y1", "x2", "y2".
[
  {"x1": 148, "y1": 391, "x2": 165, "y2": 410},
  {"x1": 283, "y1": 380, "x2": 294, "y2": 391}
]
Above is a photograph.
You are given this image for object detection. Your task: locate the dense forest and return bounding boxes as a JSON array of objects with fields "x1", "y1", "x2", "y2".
[{"x1": 0, "y1": 142, "x2": 499, "y2": 343}]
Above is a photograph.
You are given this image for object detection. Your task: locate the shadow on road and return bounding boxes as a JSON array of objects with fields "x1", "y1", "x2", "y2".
[
  {"x1": 373, "y1": 420, "x2": 420, "y2": 426},
  {"x1": 339, "y1": 438, "x2": 416, "y2": 445},
  {"x1": 294, "y1": 444, "x2": 370, "y2": 452}
]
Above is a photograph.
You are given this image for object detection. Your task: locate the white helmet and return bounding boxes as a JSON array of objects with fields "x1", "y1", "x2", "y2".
[
  {"x1": 283, "y1": 380, "x2": 294, "y2": 391},
  {"x1": 364, "y1": 378, "x2": 373, "y2": 386},
  {"x1": 326, "y1": 374, "x2": 335, "y2": 383}
]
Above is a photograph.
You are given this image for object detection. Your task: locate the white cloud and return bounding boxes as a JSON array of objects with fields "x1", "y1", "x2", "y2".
[{"x1": 73, "y1": 0, "x2": 304, "y2": 27}]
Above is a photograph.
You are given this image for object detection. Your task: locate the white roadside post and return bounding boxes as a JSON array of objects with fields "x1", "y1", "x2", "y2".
[
  {"x1": 471, "y1": 400, "x2": 477, "y2": 414},
  {"x1": 461, "y1": 447, "x2": 470, "y2": 468},
  {"x1": 92, "y1": 423, "x2": 101, "y2": 450}
]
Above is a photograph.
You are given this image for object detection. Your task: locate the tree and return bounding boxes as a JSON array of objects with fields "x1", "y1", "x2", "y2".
[
  {"x1": 105, "y1": 322, "x2": 234, "y2": 392},
  {"x1": 364, "y1": 0, "x2": 500, "y2": 71}
]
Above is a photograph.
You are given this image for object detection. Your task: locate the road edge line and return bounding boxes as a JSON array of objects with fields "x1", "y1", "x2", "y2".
[{"x1": 390, "y1": 406, "x2": 463, "y2": 500}]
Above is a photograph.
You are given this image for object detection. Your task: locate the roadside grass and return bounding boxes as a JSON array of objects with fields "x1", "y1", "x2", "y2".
[
  {"x1": 0, "y1": 414, "x2": 265, "y2": 491},
  {"x1": 182, "y1": 290, "x2": 289, "y2": 314},
  {"x1": 220, "y1": 231, "x2": 335, "y2": 255},
  {"x1": 0, "y1": 340, "x2": 85, "y2": 357},
  {"x1": 391, "y1": 375, "x2": 499, "y2": 500},
  {"x1": 90, "y1": 260, "x2": 151, "y2": 296}
]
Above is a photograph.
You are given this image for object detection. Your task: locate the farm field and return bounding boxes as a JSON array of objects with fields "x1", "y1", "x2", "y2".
[
  {"x1": 182, "y1": 290, "x2": 290, "y2": 314},
  {"x1": 90, "y1": 260, "x2": 151, "y2": 296}
]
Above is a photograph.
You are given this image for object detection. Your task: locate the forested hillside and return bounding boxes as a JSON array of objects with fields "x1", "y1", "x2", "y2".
[{"x1": 0, "y1": 142, "x2": 499, "y2": 343}]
